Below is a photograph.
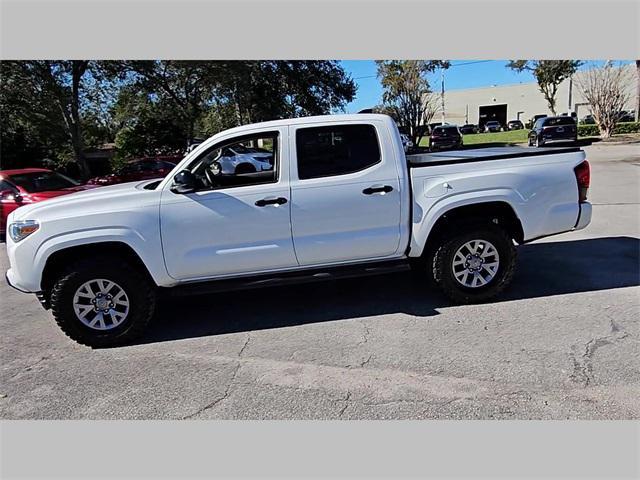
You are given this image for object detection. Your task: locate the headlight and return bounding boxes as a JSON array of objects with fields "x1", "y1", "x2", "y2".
[{"x1": 8, "y1": 220, "x2": 39, "y2": 242}]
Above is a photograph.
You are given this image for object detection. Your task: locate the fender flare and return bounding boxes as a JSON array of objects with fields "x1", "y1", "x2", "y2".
[
  {"x1": 34, "y1": 227, "x2": 174, "y2": 289},
  {"x1": 409, "y1": 189, "x2": 526, "y2": 257}
]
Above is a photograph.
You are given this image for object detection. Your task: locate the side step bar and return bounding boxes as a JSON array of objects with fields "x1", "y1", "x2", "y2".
[{"x1": 167, "y1": 259, "x2": 411, "y2": 297}]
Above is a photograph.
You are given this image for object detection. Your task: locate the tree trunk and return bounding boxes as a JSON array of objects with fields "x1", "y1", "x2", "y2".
[{"x1": 71, "y1": 61, "x2": 91, "y2": 180}]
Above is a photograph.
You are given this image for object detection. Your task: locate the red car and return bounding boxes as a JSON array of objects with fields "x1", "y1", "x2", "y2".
[
  {"x1": 86, "y1": 156, "x2": 181, "y2": 186},
  {"x1": 0, "y1": 168, "x2": 94, "y2": 235}
]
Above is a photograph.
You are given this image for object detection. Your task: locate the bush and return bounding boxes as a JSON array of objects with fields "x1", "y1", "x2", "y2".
[
  {"x1": 577, "y1": 124, "x2": 599, "y2": 136},
  {"x1": 614, "y1": 122, "x2": 640, "y2": 134},
  {"x1": 578, "y1": 122, "x2": 640, "y2": 137}
]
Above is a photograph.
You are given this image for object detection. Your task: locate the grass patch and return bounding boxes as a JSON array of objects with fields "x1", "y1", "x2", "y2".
[{"x1": 419, "y1": 129, "x2": 528, "y2": 147}]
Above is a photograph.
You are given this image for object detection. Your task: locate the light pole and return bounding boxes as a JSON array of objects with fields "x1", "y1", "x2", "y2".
[
  {"x1": 568, "y1": 75, "x2": 573, "y2": 115},
  {"x1": 441, "y1": 68, "x2": 446, "y2": 125}
]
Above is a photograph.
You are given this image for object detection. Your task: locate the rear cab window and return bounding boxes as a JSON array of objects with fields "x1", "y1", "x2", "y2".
[
  {"x1": 543, "y1": 117, "x2": 576, "y2": 127},
  {"x1": 295, "y1": 124, "x2": 381, "y2": 180},
  {"x1": 433, "y1": 126, "x2": 459, "y2": 135}
]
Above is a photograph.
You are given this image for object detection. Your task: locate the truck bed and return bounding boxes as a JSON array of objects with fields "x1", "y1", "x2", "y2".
[{"x1": 407, "y1": 146, "x2": 581, "y2": 167}]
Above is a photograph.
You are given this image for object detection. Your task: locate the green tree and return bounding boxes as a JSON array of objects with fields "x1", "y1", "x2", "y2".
[
  {"x1": 0, "y1": 60, "x2": 116, "y2": 178},
  {"x1": 112, "y1": 61, "x2": 356, "y2": 152},
  {"x1": 376, "y1": 60, "x2": 449, "y2": 145},
  {"x1": 219, "y1": 61, "x2": 356, "y2": 123},
  {"x1": 112, "y1": 85, "x2": 188, "y2": 159},
  {"x1": 508, "y1": 60, "x2": 582, "y2": 115}
]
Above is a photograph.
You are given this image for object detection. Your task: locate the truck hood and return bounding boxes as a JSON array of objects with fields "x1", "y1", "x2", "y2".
[{"x1": 9, "y1": 180, "x2": 160, "y2": 223}]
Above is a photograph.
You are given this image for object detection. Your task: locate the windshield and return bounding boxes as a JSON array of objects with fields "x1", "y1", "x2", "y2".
[{"x1": 8, "y1": 171, "x2": 79, "y2": 193}]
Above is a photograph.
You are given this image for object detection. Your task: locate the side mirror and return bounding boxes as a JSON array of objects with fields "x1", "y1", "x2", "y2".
[
  {"x1": 0, "y1": 189, "x2": 21, "y2": 203},
  {"x1": 170, "y1": 170, "x2": 197, "y2": 194}
]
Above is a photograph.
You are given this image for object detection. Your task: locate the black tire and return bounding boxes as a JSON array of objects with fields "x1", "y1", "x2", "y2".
[
  {"x1": 50, "y1": 257, "x2": 156, "y2": 348},
  {"x1": 535, "y1": 136, "x2": 544, "y2": 148},
  {"x1": 432, "y1": 223, "x2": 517, "y2": 304}
]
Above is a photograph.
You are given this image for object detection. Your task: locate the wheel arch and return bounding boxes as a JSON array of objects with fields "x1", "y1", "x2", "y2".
[
  {"x1": 40, "y1": 241, "x2": 158, "y2": 297},
  {"x1": 412, "y1": 200, "x2": 525, "y2": 258}
]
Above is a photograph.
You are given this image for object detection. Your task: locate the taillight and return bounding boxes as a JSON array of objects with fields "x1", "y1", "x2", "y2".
[{"x1": 574, "y1": 160, "x2": 590, "y2": 203}]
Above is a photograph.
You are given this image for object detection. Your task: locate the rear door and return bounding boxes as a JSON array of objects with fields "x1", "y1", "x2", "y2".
[{"x1": 289, "y1": 121, "x2": 403, "y2": 266}]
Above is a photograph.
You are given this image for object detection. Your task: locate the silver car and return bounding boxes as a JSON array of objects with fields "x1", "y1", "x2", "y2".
[{"x1": 212, "y1": 145, "x2": 274, "y2": 175}]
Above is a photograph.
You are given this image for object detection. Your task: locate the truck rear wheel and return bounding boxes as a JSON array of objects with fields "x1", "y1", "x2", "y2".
[
  {"x1": 50, "y1": 258, "x2": 156, "y2": 348},
  {"x1": 432, "y1": 224, "x2": 516, "y2": 304}
]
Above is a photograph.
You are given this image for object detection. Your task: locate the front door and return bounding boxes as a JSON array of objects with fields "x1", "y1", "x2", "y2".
[{"x1": 160, "y1": 128, "x2": 298, "y2": 280}]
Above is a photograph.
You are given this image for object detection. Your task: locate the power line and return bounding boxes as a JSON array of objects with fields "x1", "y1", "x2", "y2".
[
  {"x1": 353, "y1": 60, "x2": 493, "y2": 80},
  {"x1": 449, "y1": 60, "x2": 492, "y2": 68}
]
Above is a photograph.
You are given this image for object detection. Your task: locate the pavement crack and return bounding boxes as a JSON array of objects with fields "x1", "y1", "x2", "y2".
[
  {"x1": 569, "y1": 318, "x2": 630, "y2": 387},
  {"x1": 337, "y1": 391, "x2": 352, "y2": 418},
  {"x1": 181, "y1": 362, "x2": 241, "y2": 420},
  {"x1": 359, "y1": 320, "x2": 371, "y2": 346},
  {"x1": 8, "y1": 356, "x2": 50, "y2": 379},
  {"x1": 238, "y1": 334, "x2": 251, "y2": 358},
  {"x1": 360, "y1": 354, "x2": 373, "y2": 368}
]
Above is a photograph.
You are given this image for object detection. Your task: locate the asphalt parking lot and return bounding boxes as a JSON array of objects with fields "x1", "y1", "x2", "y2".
[{"x1": 1, "y1": 143, "x2": 638, "y2": 420}]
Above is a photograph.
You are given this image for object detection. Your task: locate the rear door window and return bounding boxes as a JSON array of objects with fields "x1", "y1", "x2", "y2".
[{"x1": 295, "y1": 124, "x2": 381, "y2": 180}]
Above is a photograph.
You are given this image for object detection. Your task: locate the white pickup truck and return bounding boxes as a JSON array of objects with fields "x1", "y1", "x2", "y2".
[{"x1": 5, "y1": 114, "x2": 592, "y2": 347}]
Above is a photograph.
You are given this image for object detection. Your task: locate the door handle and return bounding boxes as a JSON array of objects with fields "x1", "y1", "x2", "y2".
[
  {"x1": 362, "y1": 185, "x2": 394, "y2": 195},
  {"x1": 255, "y1": 196, "x2": 288, "y2": 207}
]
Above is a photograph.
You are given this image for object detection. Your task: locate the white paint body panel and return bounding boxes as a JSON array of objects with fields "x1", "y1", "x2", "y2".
[
  {"x1": 288, "y1": 118, "x2": 408, "y2": 265},
  {"x1": 159, "y1": 126, "x2": 298, "y2": 280},
  {"x1": 5, "y1": 114, "x2": 590, "y2": 293},
  {"x1": 408, "y1": 148, "x2": 587, "y2": 257}
]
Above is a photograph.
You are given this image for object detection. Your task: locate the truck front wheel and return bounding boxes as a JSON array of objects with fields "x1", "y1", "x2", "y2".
[
  {"x1": 432, "y1": 224, "x2": 517, "y2": 304},
  {"x1": 50, "y1": 258, "x2": 157, "y2": 348}
]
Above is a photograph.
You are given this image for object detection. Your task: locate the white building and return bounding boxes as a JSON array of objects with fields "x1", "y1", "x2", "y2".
[{"x1": 438, "y1": 64, "x2": 638, "y2": 128}]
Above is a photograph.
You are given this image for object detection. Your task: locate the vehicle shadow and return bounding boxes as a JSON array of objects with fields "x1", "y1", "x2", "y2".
[{"x1": 139, "y1": 236, "x2": 639, "y2": 345}]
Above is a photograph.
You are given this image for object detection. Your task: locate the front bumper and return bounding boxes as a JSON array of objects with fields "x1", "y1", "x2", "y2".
[{"x1": 5, "y1": 269, "x2": 31, "y2": 293}]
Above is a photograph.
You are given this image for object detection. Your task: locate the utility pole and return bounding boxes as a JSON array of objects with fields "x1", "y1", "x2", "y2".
[
  {"x1": 568, "y1": 75, "x2": 573, "y2": 114},
  {"x1": 441, "y1": 68, "x2": 445, "y2": 125},
  {"x1": 636, "y1": 60, "x2": 640, "y2": 122}
]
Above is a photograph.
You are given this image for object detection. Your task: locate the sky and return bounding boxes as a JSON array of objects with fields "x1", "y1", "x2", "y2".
[{"x1": 339, "y1": 60, "x2": 626, "y2": 113}]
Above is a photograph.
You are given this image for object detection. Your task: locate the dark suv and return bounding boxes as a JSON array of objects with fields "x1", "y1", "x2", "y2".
[
  {"x1": 507, "y1": 120, "x2": 524, "y2": 130},
  {"x1": 459, "y1": 124, "x2": 478, "y2": 134},
  {"x1": 429, "y1": 125, "x2": 463, "y2": 151},
  {"x1": 528, "y1": 116, "x2": 577, "y2": 147}
]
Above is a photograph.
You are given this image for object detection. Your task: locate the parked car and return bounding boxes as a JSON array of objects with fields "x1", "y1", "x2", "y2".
[
  {"x1": 459, "y1": 124, "x2": 478, "y2": 135},
  {"x1": 580, "y1": 114, "x2": 596, "y2": 125},
  {"x1": 399, "y1": 134, "x2": 414, "y2": 153},
  {"x1": 5, "y1": 114, "x2": 592, "y2": 347},
  {"x1": 86, "y1": 156, "x2": 182, "y2": 186},
  {"x1": 429, "y1": 125, "x2": 463, "y2": 151},
  {"x1": 507, "y1": 120, "x2": 524, "y2": 130},
  {"x1": 1, "y1": 168, "x2": 94, "y2": 236},
  {"x1": 484, "y1": 121, "x2": 502, "y2": 133},
  {"x1": 526, "y1": 114, "x2": 548, "y2": 129},
  {"x1": 213, "y1": 144, "x2": 274, "y2": 175},
  {"x1": 528, "y1": 116, "x2": 578, "y2": 147},
  {"x1": 617, "y1": 111, "x2": 635, "y2": 123}
]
